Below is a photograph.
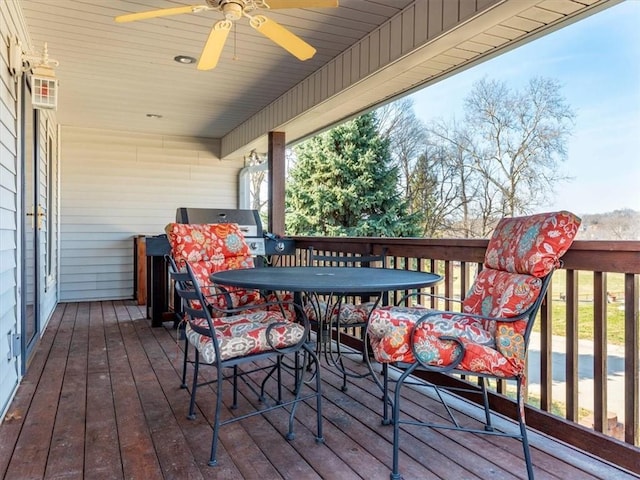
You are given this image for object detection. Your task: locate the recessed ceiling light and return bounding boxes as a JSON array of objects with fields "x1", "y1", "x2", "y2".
[
  {"x1": 174, "y1": 55, "x2": 196, "y2": 64},
  {"x1": 146, "y1": 113, "x2": 162, "y2": 119}
]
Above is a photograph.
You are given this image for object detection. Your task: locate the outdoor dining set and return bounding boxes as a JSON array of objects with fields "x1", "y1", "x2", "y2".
[{"x1": 163, "y1": 210, "x2": 581, "y2": 480}]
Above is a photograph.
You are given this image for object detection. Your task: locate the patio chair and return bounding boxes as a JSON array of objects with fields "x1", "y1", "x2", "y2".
[
  {"x1": 305, "y1": 247, "x2": 386, "y2": 391},
  {"x1": 366, "y1": 210, "x2": 581, "y2": 480},
  {"x1": 165, "y1": 222, "x2": 294, "y2": 388},
  {"x1": 169, "y1": 260, "x2": 324, "y2": 466}
]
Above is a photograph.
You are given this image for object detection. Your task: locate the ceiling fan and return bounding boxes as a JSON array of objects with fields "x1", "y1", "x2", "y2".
[{"x1": 115, "y1": 1, "x2": 339, "y2": 70}]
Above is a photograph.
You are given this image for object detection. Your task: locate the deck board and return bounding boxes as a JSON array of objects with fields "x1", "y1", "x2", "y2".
[{"x1": 1, "y1": 301, "x2": 638, "y2": 480}]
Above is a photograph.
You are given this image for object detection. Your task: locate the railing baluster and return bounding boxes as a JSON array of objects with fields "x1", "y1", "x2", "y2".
[
  {"x1": 593, "y1": 271, "x2": 607, "y2": 434},
  {"x1": 565, "y1": 269, "x2": 579, "y2": 421},
  {"x1": 444, "y1": 260, "x2": 454, "y2": 311},
  {"x1": 460, "y1": 261, "x2": 469, "y2": 307},
  {"x1": 430, "y1": 258, "x2": 437, "y2": 309},
  {"x1": 624, "y1": 273, "x2": 639, "y2": 445},
  {"x1": 539, "y1": 282, "x2": 553, "y2": 412}
]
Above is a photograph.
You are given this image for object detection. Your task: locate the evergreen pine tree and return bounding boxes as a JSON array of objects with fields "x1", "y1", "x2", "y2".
[{"x1": 286, "y1": 113, "x2": 420, "y2": 236}]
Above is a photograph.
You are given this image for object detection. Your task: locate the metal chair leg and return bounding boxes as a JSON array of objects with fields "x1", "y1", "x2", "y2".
[
  {"x1": 382, "y1": 362, "x2": 391, "y2": 425},
  {"x1": 480, "y1": 378, "x2": 494, "y2": 432},
  {"x1": 181, "y1": 333, "x2": 189, "y2": 389},
  {"x1": 232, "y1": 365, "x2": 238, "y2": 409},
  {"x1": 188, "y1": 350, "x2": 199, "y2": 420},
  {"x1": 390, "y1": 364, "x2": 416, "y2": 480},
  {"x1": 516, "y1": 379, "x2": 535, "y2": 480},
  {"x1": 306, "y1": 344, "x2": 325, "y2": 445},
  {"x1": 209, "y1": 365, "x2": 224, "y2": 466}
]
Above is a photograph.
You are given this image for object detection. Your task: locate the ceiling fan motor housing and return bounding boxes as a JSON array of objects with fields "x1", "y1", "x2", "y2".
[{"x1": 216, "y1": 1, "x2": 245, "y2": 21}]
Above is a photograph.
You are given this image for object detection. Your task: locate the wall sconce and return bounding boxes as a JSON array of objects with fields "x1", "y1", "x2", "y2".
[{"x1": 22, "y1": 43, "x2": 60, "y2": 111}]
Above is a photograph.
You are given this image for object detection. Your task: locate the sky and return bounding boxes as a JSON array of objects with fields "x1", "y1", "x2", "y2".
[{"x1": 408, "y1": 0, "x2": 640, "y2": 216}]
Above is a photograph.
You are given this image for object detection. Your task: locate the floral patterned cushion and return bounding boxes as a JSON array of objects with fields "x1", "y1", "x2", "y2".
[
  {"x1": 368, "y1": 307, "x2": 527, "y2": 377},
  {"x1": 304, "y1": 299, "x2": 376, "y2": 325},
  {"x1": 484, "y1": 210, "x2": 581, "y2": 277},
  {"x1": 165, "y1": 222, "x2": 255, "y2": 292},
  {"x1": 185, "y1": 310, "x2": 305, "y2": 364},
  {"x1": 165, "y1": 222, "x2": 267, "y2": 314},
  {"x1": 367, "y1": 211, "x2": 581, "y2": 378},
  {"x1": 369, "y1": 308, "x2": 490, "y2": 358},
  {"x1": 462, "y1": 268, "x2": 543, "y2": 333},
  {"x1": 165, "y1": 222, "x2": 253, "y2": 264}
]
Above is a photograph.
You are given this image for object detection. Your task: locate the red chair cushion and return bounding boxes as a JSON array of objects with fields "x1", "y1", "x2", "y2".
[
  {"x1": 368, "y1": 307, "x2": 528, "y2": 377},
  {"x1": 165, "y1": 222, "x2": 254, "y2": 265},
  {"x1": 484, "y1": 210, "x2": 581, "y2": 277},
  {"x1": 367, "y1": 211, "x2": 582, "y2": 377},
  {"x1": 166, "y1": 223, "x2": 260, "y2": 311},
  {"x1": 185, "y1": 310, "x2": 305, "y2": 364},
  {"x1": 462, "y1": 268, "x2": 543, "y2": 331}
]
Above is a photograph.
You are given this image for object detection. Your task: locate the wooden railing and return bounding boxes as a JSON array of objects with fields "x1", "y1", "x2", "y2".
[{"x1": 280, "y1": 237, "x2": 640, "y2": 472}]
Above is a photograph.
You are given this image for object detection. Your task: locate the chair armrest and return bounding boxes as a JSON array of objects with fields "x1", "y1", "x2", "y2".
[
  {"x1": 207, "y1": 283, "x2": 273, "y2": 311},
  {"x1": 209, "y1": 298, "x2": 310, "y2": 328},
  {"x1": 202, "y1": 285, "x2": 234, "y2": 311},
  {"x1": 404, "y1": 308, "x2": 530, "y2": 372},
  {"x1": 395, "y1": 291, "x2": 463, "y2": 307},
  {"x1": 415, "y1": 308, "x2": 531, "y2": 325}
]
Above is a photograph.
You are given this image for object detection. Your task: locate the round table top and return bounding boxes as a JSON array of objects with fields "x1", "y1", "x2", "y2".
[{"x1": 210, "y1": 266, "x2": 442, "y2": 294}]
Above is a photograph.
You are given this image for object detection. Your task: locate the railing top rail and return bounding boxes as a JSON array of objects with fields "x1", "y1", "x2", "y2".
[{"x1": 289, "y1": 237, "x2": 640, "y2": 274}]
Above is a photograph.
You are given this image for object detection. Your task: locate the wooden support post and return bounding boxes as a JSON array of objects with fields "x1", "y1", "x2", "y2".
[{"x1": 268, "y1": 131, "x2": 286, "y2": 236}]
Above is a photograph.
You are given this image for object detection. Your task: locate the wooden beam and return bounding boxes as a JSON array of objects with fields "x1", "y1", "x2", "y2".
[{"x1": 268, "y1": 131, "x2": 286, "y2": 236}]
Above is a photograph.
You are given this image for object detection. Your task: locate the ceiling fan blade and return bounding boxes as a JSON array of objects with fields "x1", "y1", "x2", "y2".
[
  {"x1": 250, "y1": 15, "x2": 316, "y2": 61},
  {"x1": 115, "y1": 5, "x2": 205, "y2": 23},
  {"x1": 264, "y1": 1, "x2": 338, "y2": 8},
  {"x1": 197, "y1": 20, "x2": 232, "y2": 70}
]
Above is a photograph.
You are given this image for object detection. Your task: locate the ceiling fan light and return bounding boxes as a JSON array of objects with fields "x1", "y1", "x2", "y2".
[{"x1": 114, "y1": 0, "x2": 333, "y2": 69}]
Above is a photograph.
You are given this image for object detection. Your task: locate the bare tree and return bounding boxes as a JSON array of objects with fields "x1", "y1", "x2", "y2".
[
  {"x1": 581, "y1": 209, "x2": 640, "y2": 240},
  {"x1": 246, "y1": 150, "x2": 267, "y2": 212},
  {"x1": 410, "y1": 146, "x2": 464, "y2": 237},
  {"x1": 377, "y1": 98, "x2": 426, "y2": 199},
  {"x1": 462, "y1": 77, "x2": 574, "y2": 218},
  {"x1": 421, "y1": 76, "x2": 575, "y2": 236}
]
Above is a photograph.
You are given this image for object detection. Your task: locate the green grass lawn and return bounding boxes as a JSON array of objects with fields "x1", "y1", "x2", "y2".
[
  {"x1": 542, "y1": 270, "x2": 627, "y2": 345},
  {"x1": 441, "y1": 265, "x2": 628, "y2": 346}
]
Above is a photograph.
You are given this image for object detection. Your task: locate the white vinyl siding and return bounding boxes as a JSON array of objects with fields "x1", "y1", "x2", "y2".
[
  {"x1": 60, "y1": 127, "x2": 241, "y2": 301},
  {"x1": 1, "y1": 0, "x2": 24, "y2": 416}
]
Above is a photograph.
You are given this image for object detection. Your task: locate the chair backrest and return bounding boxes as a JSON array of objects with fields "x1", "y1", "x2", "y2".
[
  {"x1": 308, "y1": 246, "x2": 386, "y2": 268},
  {"x1": 308, "y1": 247, "x2": 387, "y2": 303},
  {"x1": 168, "y1": 259, "x2": 221, "y2": 356},
  {"x1": 167, "y1": 254, "x2": 199, "y2": 306},
  {"x1": 462, "y1": 211, "x2": 581, "y2": 337},
  {"x1": 165, "y1": 222, "x2": 254, "y2": 288}
]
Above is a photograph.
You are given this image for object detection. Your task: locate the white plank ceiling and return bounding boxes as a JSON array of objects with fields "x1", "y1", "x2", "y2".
[{"x1": 17, "y1": 0, "x2": 618, "y2": 158}]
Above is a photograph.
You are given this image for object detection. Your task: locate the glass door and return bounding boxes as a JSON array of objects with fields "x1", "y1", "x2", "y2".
[{"x1": 22, "y1": 77, "x2": 41, "y2": 368}]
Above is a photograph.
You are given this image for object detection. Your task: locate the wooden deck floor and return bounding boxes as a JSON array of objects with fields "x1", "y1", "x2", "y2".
[{"x1": 0, "y1": 301, "x2": 637, "y2": 480}]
